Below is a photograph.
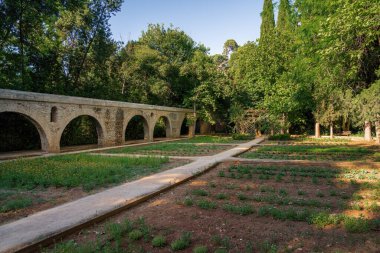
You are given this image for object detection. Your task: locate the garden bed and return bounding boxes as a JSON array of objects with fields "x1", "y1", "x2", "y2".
[
  {"x1": 105, "y1": 142, "x2": 236, "y2": 157},
  {"x1": 175, "y1": 135, "x2": 251, "y2": 144},
  {"x1": 0, "y1": 154, "x2": 188, "y2": 225},
  {"x1": 44, "y1": 162, "x2": 380, "y2": 253},
  {"x1": 241, "y1": 144, "x2": 380, "y2": 162}
]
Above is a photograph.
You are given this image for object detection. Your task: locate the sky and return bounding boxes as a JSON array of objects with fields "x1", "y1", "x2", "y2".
[{"x1": 109, "y1": 0, "x2": 264, "y2": 55}]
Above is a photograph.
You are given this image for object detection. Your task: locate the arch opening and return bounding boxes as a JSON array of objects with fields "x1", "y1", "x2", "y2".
[
  {"x1": 60, "y1": 115, "x2": 103, "y2": 147},
  {"x1": 0, "y1": 112, "x2": 43, "y2": 152},
  {"x1": 154, "y1": 116, "x2": 171, "y2": 139},
  {"x1": 50, "y1": 107, "x2": 58, "y2": 122},
  {"x1": 125, "y1": 115, "x2": 148, "y2": 141},
  {"x1": 180, "y1": 117, "x2": 189, "y2": 136}
]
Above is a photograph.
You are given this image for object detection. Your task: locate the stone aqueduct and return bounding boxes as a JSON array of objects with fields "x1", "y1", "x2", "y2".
[{"x1": 0, "y1": 89, "x2": 195, "y2": 153}]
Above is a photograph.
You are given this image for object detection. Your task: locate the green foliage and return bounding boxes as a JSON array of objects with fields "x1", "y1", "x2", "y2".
[
  {"x1": 176, "y1": 135, "x2": 242, "y2": 143},
  {"x1": 232, "y1": 133, "x2": 255, "y2": 140},
  {"x1": 343, "y1": 216, "x2": 372, "y2": 233},
  {"x1": 196, "y1": 200, "x2": 217, "y2": 210},
  {"x1": 1, "y1": 0, "x2": 378, "y2": 139},
  {"x1": 128, "y1": 229, "x2": 143, "y2": 241},
  {"x1": 0, "y1": 197, "x2": 33, "y2": 213},
  {"x1": 184, "y1": 197, "x2": 194, "y2": 206},
  {"x1": 152, "y1": 235, "x2": 167, "y2": 247},
  {"x1": 193, "y1": 245, "x2": 208, "y2": 253},
  {"x1": 107, "y1": 142, "x2": 227, "y2": 156},
  {"x1": 222, "y1": 203, "x2": 254, "y2": 215},
  {"x1": 268, "y1": 134, "x2": 291, "y2": 140},
  {"x1": 0, "y1": 154, "x2": 169, "y2": 191},
  {"x1": 260, "y1": 0, "x2": 275, "y2": 44},
  {"x1": 171, "y1": 232, "x2": 192, "y2": 251},
  {"x1": 191, "y1": 189, "x2": 209, "y2": 197}
]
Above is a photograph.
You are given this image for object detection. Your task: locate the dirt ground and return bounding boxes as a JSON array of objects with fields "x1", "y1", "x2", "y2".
[{"x1": 55, "y1": 161, "x2": 380, "y2": 253}]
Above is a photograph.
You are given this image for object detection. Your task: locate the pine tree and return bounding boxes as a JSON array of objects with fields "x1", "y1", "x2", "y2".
[{"x1": 259, "y1": 0, "x2": 275, "y2": 45}]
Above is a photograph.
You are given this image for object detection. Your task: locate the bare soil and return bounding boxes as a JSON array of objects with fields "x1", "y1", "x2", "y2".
[{"x1": 55, "y1": 161, "x2": 380, "y2": 253}]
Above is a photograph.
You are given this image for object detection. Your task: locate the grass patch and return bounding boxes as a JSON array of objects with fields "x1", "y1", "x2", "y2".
[
  {"x1": 241, "y1": 144, "x2": 376, "y2": 161},
  {"x1": 196, "y1": 200, "x2": 217, "y2": 210},
  {"x1": 222, "y1": 203, "x2": 254, "y2": 215},
  {"x1": 152, "y1": 235, "x2": 167, "y2": 247},
  {"x1": 176, "y1": 135, "x2": 245, "y2": 143},
  {"x1": 128, "y1": 229, "x2": 143, "y2": 241},
  {"x1": 215, "y1": 193, "x2": 228, "y2": 200},
  {"x1": 0, "y1": 154, "x2": 169, "y2": 191},
  {"x1": 191, "y1": 189, "x2": 209, "y2": 196},
  {"x1": 268, "y1": 134, "x2": 292, "y2": 141},
  {"x1": 171, "y1": 232, "x2": 192, "y2": 251},
  {"x1": 193, "y1": 245, "x2": 208, "y2": 253},
  {"x1": 231, "y1": 133, "x2": 255, "y2": 140},
  {"x1": 0, "y1": 197, "x2": 33, "y2": 213},
  {"x1": 107, "y1": 142, "x2": 228, "y2": 156}
]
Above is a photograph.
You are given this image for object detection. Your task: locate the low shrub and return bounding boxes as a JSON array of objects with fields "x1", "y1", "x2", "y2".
[
  {"x1": 344, "y1": 216, "x2": 372, "y2": 233},
  {"x1": 128, "y1": 229, "x2": 143, "y2": 241},
  {"x1": 192, "y1": 189, "x2": 209, "y2": 196},
  {"x1": 0, "y1": 197, "x2": 33, "y2": 213},
  {"x1": 152, "y1": 235, "x2": 166, "y2": 247},
  {"x1": 216, "y1": 193, "x2": 228, "y2": 200},
  {"x1": 171, "y1": 232, "x2": 192, "y2": 251},
  {"x1": 197, "y1": 200, "x2": 217, "y2": 210},
  {"x1": 232, "y1": 133, "x2": 255, "y2": 140},
  {"x1": 223, "y1": 203, "x2": 254, "y2": 215},
  {"x1": 268, "y1": 134, "x2": 291, "y2": 141},
  {"x1": 193, "y1": 245, "x2": 208, "y2": 253},
  {"x1": 184, "y1": 197, "x2": 194, "y2": 206}
]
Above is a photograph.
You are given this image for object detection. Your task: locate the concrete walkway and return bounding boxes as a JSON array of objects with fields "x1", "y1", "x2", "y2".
[{"x1": 0, "y1": 138, "x2": 264, "y2": 253}]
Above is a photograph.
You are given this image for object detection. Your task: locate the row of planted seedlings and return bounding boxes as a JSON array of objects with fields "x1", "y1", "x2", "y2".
[
  {"x1": 47, "y1": 217, "x2": 197, "y2": 253},
  {"x1": 104, "y1": 142, "x2": 233, "y2": 157},
  {"x1": 46, "y1": 215, "x2": 275, "y2": 253},
  {"x1": 181, "y1": 163, "x2": 380, "y2": 234},
  {"x1": 263, "y1": 139, "x2": 351, "y2": 146},
  {"x1": 43, "y1": 162, "x2": 379, "y2": 253},
  {"x1": 241, "y1": 144, "x2": 379, "y2": 161}
]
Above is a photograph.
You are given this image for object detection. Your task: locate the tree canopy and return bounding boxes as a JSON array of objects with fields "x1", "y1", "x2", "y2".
[{"x1": 0, "y1": 0, "x2": 378, "y2": 138}]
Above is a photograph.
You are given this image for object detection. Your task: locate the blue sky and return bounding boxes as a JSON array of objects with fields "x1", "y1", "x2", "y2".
[{"x1": 110, "y1": 0, "x2": 264, "y2": 55}]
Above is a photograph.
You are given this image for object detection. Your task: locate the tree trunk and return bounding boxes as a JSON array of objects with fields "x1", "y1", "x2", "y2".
[
  {"x1": 375, "y1": 121, "x2": 380, "y2": 144},
  {"x1": 315, "y1": 123, "x2": 320, "y2": 138},
  {"x1": 330, "y1": 124, "x2": 334, "y2": 139},
  {"x1": 270, "y1": 128, "x2": 274, "y2": 135},
  {"x1": 364, "y1": 121, "x2": 372, "y2": 141},
  {"x1": 19, "y1": 0, "x2": 25, "y2": 86},
  {"x1": 281, "y1": 113, "x2": 286, "y2": 134}
]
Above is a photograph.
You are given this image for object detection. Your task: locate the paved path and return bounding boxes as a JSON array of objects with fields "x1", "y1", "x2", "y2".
[{"x1": 0, "y1": 138, "x2": 264, "y2": 253}]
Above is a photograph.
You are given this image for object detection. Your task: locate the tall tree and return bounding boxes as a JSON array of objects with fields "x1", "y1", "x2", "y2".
[
  {"x1": 259, "y1": 0, "x2": 275, "y2": 45},
  {"x1": 277, "y1": 0, "x2": 292, "y2": 32}
]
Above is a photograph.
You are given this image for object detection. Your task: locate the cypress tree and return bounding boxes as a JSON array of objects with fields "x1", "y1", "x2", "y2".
[
  {"x1": 277, "y1": 0, "x2": 292, "y2": 33},
  {"x1": 259, "y1": 0, "x2": 275, "y2": 45}
]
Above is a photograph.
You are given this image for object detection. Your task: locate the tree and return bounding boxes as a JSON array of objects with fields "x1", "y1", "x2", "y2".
[
  {"x1": 0, "y1": 0, "x2": 123, "y2": 99},
  {"x1": 355, "y1": 79, "x2": 380, "y2": 143},
  {"x1": 223, "y1": 39, "x2": 239, "y2": 58},
  {"x1": 259, "y1": 0, "x2": 275, "y2": 45}
]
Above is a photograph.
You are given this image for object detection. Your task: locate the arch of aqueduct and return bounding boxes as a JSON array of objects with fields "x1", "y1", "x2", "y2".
[{"x1": 0, "y1": 89, "x2": 195, "y2": 153}]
